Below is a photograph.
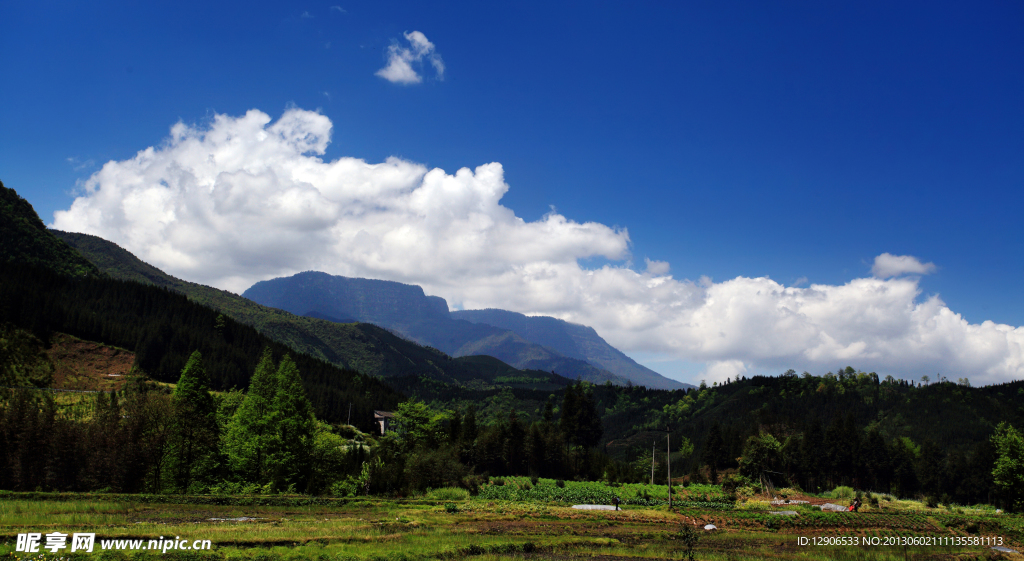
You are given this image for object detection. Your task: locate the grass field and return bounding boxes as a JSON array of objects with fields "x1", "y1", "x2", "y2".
[{"x1": 1, "y1": 485, "x2": 1020, "y2": 561}]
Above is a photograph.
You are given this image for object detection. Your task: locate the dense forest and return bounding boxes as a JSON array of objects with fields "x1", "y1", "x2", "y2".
[{"x1": 0, "y1": 351, "x2": 608, "y2": 495}]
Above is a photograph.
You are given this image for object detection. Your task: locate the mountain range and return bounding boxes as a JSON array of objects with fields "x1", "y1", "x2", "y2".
[{"x1": 243, "y1": 272, "x2": 690, "y2": 389}]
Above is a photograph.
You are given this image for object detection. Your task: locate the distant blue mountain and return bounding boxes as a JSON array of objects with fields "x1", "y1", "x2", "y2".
[{"x1": 244, "y1": 271, "x2": 692, "y2": 390}]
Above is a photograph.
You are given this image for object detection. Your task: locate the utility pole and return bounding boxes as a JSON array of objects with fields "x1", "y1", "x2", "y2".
[
  {"x1": 667, "y1": 426, "x2": 672, "y2": 510},
  {"x1": 651, "y1": 440, "x2": 655, "y2": 485}
]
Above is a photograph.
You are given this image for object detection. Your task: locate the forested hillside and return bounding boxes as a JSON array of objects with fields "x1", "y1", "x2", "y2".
[
  {"x1": 53, "y1": 231, "x2": 564, "y2": 387},
  {"x1": 0, "y1": 182, "x2": 98, "y2": 278},
  {"x1": 0, "y1": 261, "x2": 402, "y2": 429}
]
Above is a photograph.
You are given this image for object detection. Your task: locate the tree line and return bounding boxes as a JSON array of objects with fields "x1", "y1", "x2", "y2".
[
  {"x1": 0, "y1": 349, "x2": 364, "y2": 494},
  {"x1": 0, "y1": 349, "x2": 614, "y2": 495},
  {"x1": 0, "y1": 262, "x2": 403, "y2": 431}
]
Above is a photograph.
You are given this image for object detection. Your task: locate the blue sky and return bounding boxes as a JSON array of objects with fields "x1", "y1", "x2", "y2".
[{"x1": 2, "y1": 1, "x2": 1021, "y2": 384}]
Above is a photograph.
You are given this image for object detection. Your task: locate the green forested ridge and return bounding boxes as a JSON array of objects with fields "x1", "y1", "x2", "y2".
[
  {"x1": 0, "y1": 181, "x2": 99, "y2": 278},
  {"x1": 53, "y1": 230, "x2": 557, "y2": 386},
  {"x1": 0, "y1": 261, "x2": 402, "y2": 429}
]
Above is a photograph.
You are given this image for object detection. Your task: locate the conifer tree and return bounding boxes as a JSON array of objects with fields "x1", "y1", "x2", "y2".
[
  {"x1": 224, "y1": 348, "x2": 278, "y2": 483},
  {"x1": 702, "y1": 423, "x2": 725, "y2": 484},
  {"x1": 165, "y1": 351, "x2": 220, "y2": 493},
  {"x1": 267, "y1": 354, "x2": 314, "y2": 491}
]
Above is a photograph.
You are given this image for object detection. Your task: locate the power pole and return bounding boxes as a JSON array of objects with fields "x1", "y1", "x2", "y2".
[
  {"x1": 667, "y1": 426, "x2": 672, "y2": 510},
  {"x1": 651, "y1": 440, "x2": 656, "y2": 485}
]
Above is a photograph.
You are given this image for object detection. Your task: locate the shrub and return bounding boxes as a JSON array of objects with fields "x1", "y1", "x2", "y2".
[
  {"x1": 830, "y1": 486, "x2": 854, "y2": 500},
  {"x1": 461, "y1": 474, "x2": 483, "y2": 495},
  {"x1": 530, "y1": 475, "x2": 540, "y2": 486},
  {"x1": 493, "y1": 477, "x2": 505, "y2": 486},
  {"x1": 426, "y1": 487, "x2": 470, "y2": 501},
  {"x1": 404, "y1": 447, "x2": 467, "y2": 492},
  {"x1": 776, "y1": 487, "x2": 797, "y2": 498},
  {"x1": 556, "y1": 479, "x2": 565, "y2": 488},
  {"x1": 444, "y1": 502, "x2": 459, "y2": 513}
]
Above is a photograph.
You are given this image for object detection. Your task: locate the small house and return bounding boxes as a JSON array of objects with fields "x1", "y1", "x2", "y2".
[{"x1": 373, "y1": 410, "x2": 395, "y2": 435}]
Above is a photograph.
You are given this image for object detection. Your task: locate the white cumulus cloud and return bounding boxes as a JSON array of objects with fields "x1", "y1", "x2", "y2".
[
  {"x1": 52, "y1": 108, "x2": 1024, "y2": 386},
  {"x1": 871, "y1": 252, "x2": 937, "y2": 278},
  {"x1": 375, "y1": 31, "x2": 444, "y2": 85}
]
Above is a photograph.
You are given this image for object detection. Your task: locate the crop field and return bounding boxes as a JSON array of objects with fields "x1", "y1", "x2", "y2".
[{"x1": 1, "y1": 482, "x2": 1020, "y2": 561}]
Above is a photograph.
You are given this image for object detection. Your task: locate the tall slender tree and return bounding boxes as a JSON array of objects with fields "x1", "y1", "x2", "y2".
[
  {"x1": 225, "y1": 348, "x2": 278, "y2": 483},
  {"x1": 267, "y1": 354, "x2": 315, "y2": 491},
  {"x1": 164, "y1": 351, "x2": 220, "y2": 493}
]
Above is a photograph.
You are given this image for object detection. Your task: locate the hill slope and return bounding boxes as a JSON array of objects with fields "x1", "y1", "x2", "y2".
[
  {"x1": 451, "y1": 308, "x2": 690, "y2": 390},
  {"x1": 52, "y1": 231, "x2": 569, "y2": 390},
  {"x1": 0, "y1": 181, "x2": 98, "y2": 278}
]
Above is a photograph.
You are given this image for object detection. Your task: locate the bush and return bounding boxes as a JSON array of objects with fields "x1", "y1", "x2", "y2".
[
  {"x1": 461, "y1": 474, "x2": 483, "y2": 495},
  {"x1": 426, "y1": 487, "x2": 470, "y2": 501},
  {"x1": 404, "y1": 447, "x2": 467, "y2": 493},
  {"x1": 555, "y1": 479, "x2": 565, "y2": 488},
  {"x1": 831, "y1": 486, "x2": 854, "y2": 500},
  {"x1": 776, "y1": 487, "x2": 797, "y2": 498},
  {"x1": 530, "y1": 475, "x2": 540, "y2": 486},
  {"x1": 444, "y1": 502, "x2": 459, "y2": 513}
]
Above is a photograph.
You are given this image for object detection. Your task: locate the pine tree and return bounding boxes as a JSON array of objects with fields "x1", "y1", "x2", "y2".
[
  {"x1": 702, "y1": 423, "x2": 725, "y2": 484},
  {"x1": 164, "y1": 351, "x2": 220, "y2": 493},
  {"x1": 224, "y1": 348, "x2": 278, "y2": 483},
  {"x1": 267, "y1": 354, "x2": 314, "y2": 492}
]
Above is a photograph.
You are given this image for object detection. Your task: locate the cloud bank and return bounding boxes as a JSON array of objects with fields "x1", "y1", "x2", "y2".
[
  {"x1": 53, "y1": 109, "x2": 1024, "y2": 385},
  {"x1": 375, "y1": 31, "x2": 444, "y2": 85}
]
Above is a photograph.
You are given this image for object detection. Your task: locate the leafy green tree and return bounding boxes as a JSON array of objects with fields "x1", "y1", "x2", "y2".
[
  {"x1": 164, "y1": 351, "x2": 220, "y2": 493},
  {"x1": 991, "y1": 422, "x2": 1024, "y2": 512},
  {"x1": 393, "y1": 399, "x2": 452, "y2": 451},
  {"x1": 309, "y1": 421, "x2": 348, "y2": 494},
  {"x1": 267, "y1": 354, "x2": 315, "y2": 491},
  {"x1": 890, "y1": 437, "x2": 920, "y2": 498},
  {"x1": 739, "y1": 432, "x2": 782, "y2": 480}
]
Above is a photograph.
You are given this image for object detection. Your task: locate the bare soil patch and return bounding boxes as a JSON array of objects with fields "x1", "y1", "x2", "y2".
[{"x1": 46, "y1": 333, "x2": 134, "y2": 391}]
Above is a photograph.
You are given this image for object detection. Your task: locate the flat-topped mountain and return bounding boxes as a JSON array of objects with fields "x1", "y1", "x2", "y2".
[{"x1": 243, "y1": 271, "x2": 691, "y2": 390}]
